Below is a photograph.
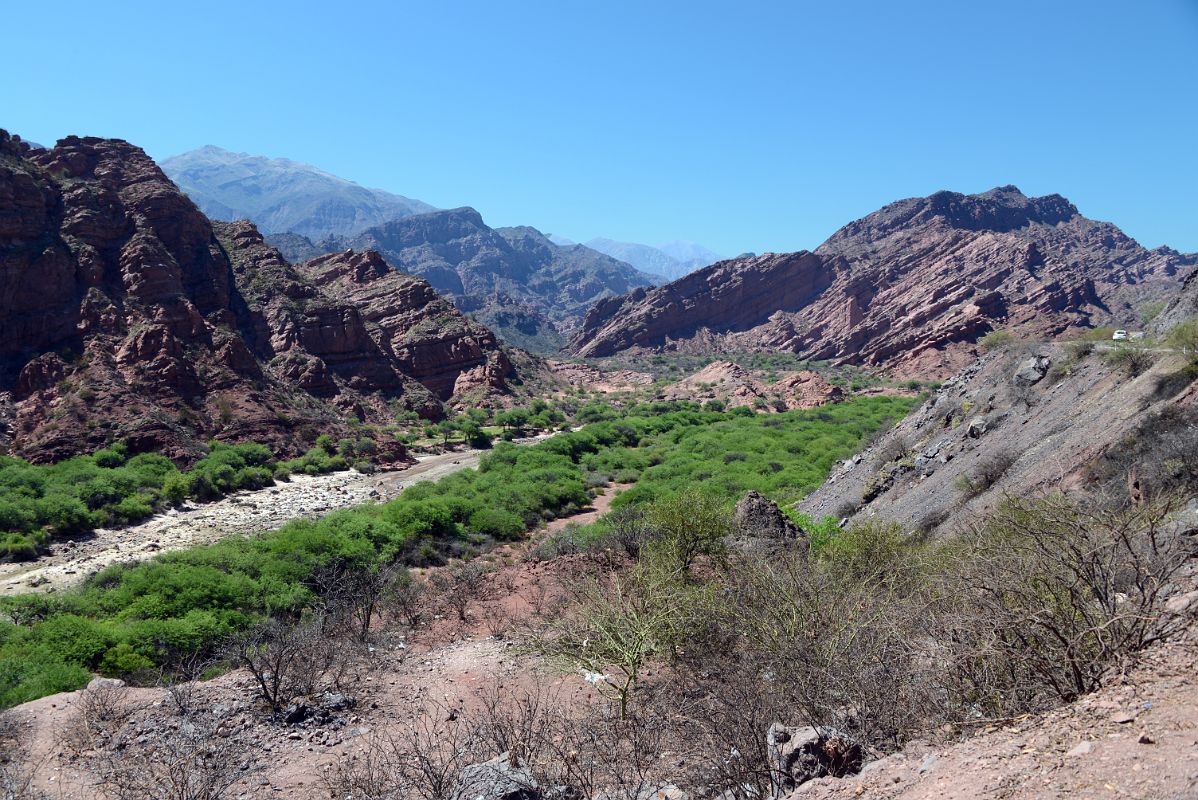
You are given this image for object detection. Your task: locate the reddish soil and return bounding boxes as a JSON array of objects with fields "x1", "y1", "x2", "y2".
[{"x1": 792, "y1": 632, "x2": 1198, "y2": 800}]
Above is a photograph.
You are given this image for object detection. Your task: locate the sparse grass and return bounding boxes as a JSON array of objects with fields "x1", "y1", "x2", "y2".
[
  {"x1": 954, "y1": 449, "x2": 1018, "y2": 499},
  {"x1": 977, "y1": 329, "x2": 1016, "y2": 352},
  {"x1": 1165, "y1": 319, "x2": 1198, "y2": 362}
]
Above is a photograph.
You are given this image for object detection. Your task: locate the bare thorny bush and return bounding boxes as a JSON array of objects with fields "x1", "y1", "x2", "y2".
[
  {"x1": 321, "y1": 685, "x2": 672, "y2": 800},
  {"x1": 937, "y1": 494, "x2": 1194, "y2": 716},
  {"x1": 429, "y1": 562, "x2": 492, "y2": 624},
  {"x1": 59, "y1": 679, "x2": 144, "y2": 755},
  {"x1": 47, "y1": 680, "x2": 258, "y2": 800},
  {"x1": 92, "y1": 714, "x2": 257, "y2": 800},
  {"x1": 512, "y1": 490, "x2": 1196, "y2": 795},
  {"x1": 313, "y1": 561, "x2": 439, "y2": 642},
  {"x1": 225, "y1": 614, "x2": 362, "y2": 718}
]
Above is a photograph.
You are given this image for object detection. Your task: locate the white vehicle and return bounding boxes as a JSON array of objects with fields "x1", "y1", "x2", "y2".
[{"x1": 1112, "y1": 329, "x2": 1128, "y2": 341}]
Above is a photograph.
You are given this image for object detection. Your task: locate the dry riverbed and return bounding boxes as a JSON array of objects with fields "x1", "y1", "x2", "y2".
[{"x1": 0, "y1": 448, "x2": 492, "y2": 596}]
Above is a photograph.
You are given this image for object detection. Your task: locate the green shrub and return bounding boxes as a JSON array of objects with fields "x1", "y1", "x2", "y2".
[
  {"x1": 468, "y1": 507, "x2": 525, "y2": 540},
  {"x1": 92, "y1": 447, "x2": 126, "y2": 468},
  {"x1": 0, "y1": 396, "x2": 917, "y2": 709},
  {"x1": 978, "y1": 330, "x2": 1015, "y2": 352},
  {"x1": 98, "y1": 642, "x2": 154, "y2": 677},
  {"x1": 32, "y1": 614, "x2": 114, "y2": 667},
  {"x1": 0, "y1": 501, "x2": 34, "y2": 533},
  {"x1": 1104, "y1": 344, "x2": 1156, "y2": 377}
]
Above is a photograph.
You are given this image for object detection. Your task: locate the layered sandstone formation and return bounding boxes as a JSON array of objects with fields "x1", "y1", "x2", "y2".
[
  {"x1": 571, "y1": 187, "x2": 1196, "y2": 376},
  {"x1": 0, "y1": 130, "x2": 520, "y2": 462}
]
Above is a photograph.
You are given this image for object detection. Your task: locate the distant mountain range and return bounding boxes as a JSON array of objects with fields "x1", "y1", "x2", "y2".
[
  {"x1": 162, "y1": 146, "x2": 669, "y2": 352},
  {"x1": 579, "y1": 238, "x2": 722, "y2": 282},
  {"x1": 267, "y1": 208, "x2": 662, "y2": 353},
  {"x1": 160, "y1": 146, "x2": 435, "y2": 241}
]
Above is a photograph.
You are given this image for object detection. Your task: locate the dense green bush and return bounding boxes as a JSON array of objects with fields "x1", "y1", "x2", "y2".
[{"x1": 608, "y1": 396, "x2": 914, "y2": 509}]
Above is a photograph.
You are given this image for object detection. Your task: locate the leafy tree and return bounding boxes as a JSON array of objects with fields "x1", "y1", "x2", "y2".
[{"x1": 645, "y1": 489, "x2": 730, "y2": 574}]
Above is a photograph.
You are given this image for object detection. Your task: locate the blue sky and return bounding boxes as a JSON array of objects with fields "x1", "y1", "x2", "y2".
[{"x1": 3, "y1": 0, "x2": 1195, "y2": 255}]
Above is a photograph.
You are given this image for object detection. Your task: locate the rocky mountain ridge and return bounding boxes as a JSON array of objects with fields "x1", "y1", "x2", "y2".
[
  {"x1": 571, "y1": 186, "x2": 1197, "y2": 376},
  {"x1": 0, "y1": 131, "x2": 524, "y2": 463},
  {"x1": 269, "y1": 207, "x2": 662, "y2": 352}
]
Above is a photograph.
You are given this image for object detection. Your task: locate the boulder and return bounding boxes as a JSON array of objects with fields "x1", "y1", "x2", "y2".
[
  {"x1": 766, "y1": 723, "x2": 863, "y2": 793},
  {"x1": 1013, "y1": 355, "x2": 1051, "y2": 386},
  {"x1": 453, "y1": 753, "x2": 539, "y2": 800}
]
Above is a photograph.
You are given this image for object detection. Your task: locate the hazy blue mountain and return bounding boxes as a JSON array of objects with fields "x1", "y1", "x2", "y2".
[
  {"x1": 658, "y1": 240, "x2": 723, "y2": 266},
  {"x1": 161, "y1": 145, "x2": 435, "y2": 240},
  {"x1": 584, "y1": 237, "x2": 722, "y2": 281}
]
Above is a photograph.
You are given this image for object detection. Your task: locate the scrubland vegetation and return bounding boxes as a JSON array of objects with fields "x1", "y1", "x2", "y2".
[
  {"x1": 492, "y1": 490, "x2": 1192, "y2": 796},
  {"x1": 0, "y1": 396, "x2": 912, "y2": 708},
  {"x1": 1, "y1": 375, "x2": 1194, "y2": 798}
]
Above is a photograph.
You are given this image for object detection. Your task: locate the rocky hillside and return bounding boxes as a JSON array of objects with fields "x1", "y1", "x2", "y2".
[
  {"x1": 570, "y1": 187, "x2": 1197, "y2": 376},
  {"x1": 160, "y1": 145, "x2": 434, "y2": 241},
  {"x1": 271, "y1": 208, "x2": 662, "y2": 352},
  {"x1": 1151, "y1": 261, "x2": 1198, "y2": 334},
  {"x1": 0, "y1": 131, "x2": 521, "y2": 463},
  {"x1": 799, "y1": 341, "x2": 1198, "y2": 531}
]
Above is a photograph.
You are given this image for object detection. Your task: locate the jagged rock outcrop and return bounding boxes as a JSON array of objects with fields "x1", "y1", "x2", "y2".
[
  {"x1": 570, "y1": 187, "x2": 1196, "y2": 377},
  {"x1": 451, "y1": 753, "x2": 539, "y2": 800},
  {"x1": 731, "y1": 490, "x2": 808, "y2": 557},
  {"x1": 767, "y1": 723, "x2": 864, "y2": 792},
  {"x1": 0, "y1": 130, "x2": 525, "y2": 462},
  {"x1": 773, "y1": 371, "x2": 845, "y2": 410},
  {"x1": 661, "y1": 361, "x2": 767, "y2": 407},
  {"x1": 573, "y1": 251, "x2": 834, "y2": 358},
  {"x1": 659, "y1": 361, "x2": 843, "y2": 411},
  {"x1": 296, "y1": 248, "x2": 514, "y2": 401}
]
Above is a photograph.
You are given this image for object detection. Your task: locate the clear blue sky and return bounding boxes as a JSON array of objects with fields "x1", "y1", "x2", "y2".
[{"x1": 3, "y1": 0, "x2": 1196, "y2": 256}]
